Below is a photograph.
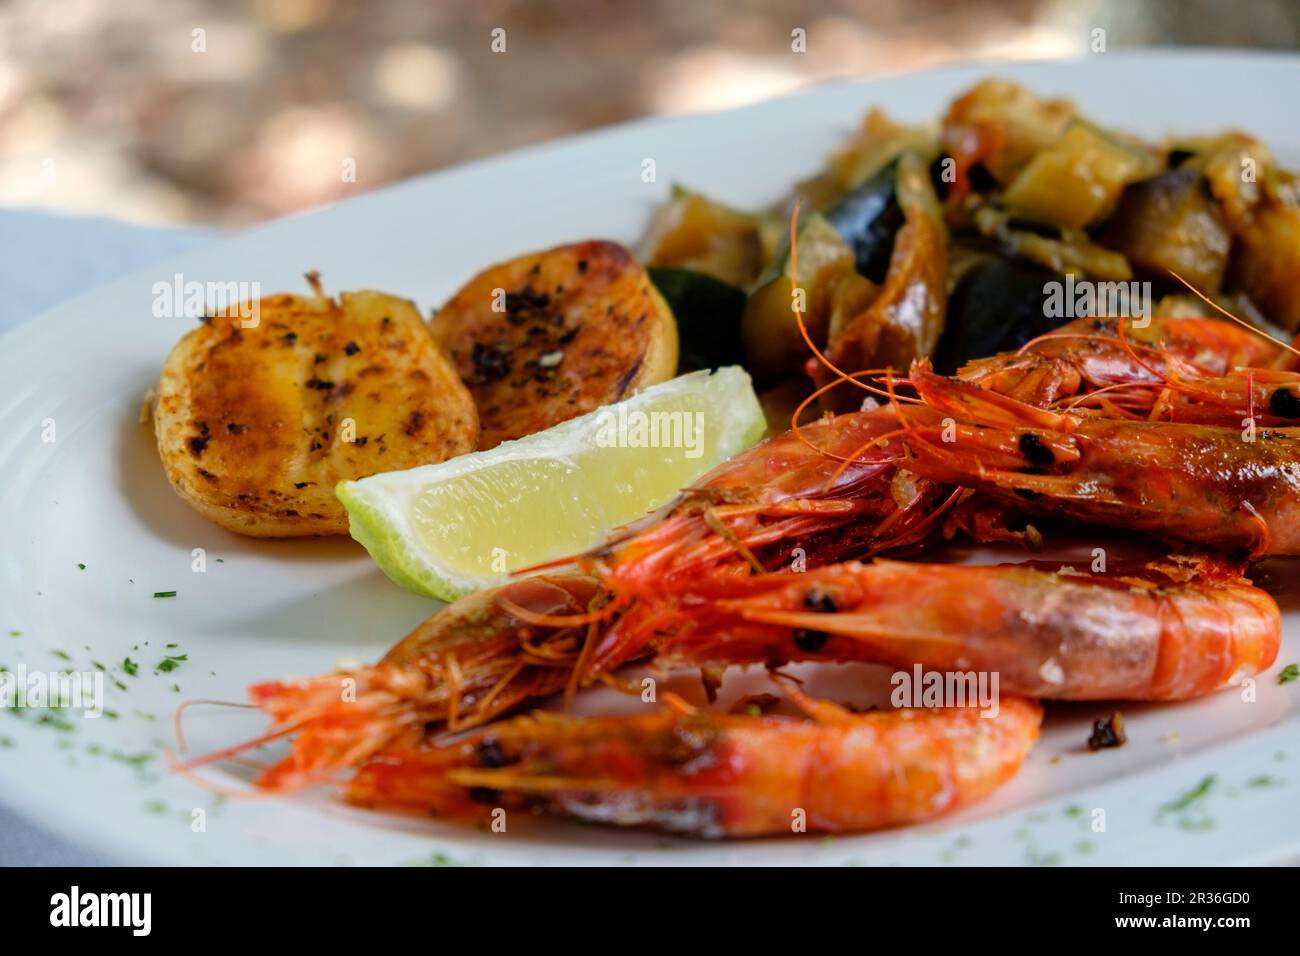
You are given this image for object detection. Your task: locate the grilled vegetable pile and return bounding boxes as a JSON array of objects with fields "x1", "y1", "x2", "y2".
[{"x1": 640, "y1": 78, "x2": 1300, "y2": 415}]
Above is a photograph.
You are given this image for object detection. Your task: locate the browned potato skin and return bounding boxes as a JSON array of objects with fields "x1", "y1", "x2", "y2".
[
  {"x1": 153, "y1": 289, "x2": 478, "y2": 536},
  {"x1": 432, "y1": 240, "x2": 678, "y2": 449}
]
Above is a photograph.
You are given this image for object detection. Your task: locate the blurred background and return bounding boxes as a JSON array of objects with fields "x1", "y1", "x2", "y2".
[{"x1": 2, "y1": 0, "x2": 1299, "y2": 228}]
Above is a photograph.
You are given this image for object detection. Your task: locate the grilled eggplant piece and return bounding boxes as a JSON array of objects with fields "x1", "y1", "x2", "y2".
[
  {"x1": 153, "y1": 286, "x2": 478, "y2": 537},
  {"x1": 932, "y1": 256, "x2": 1069, "y2": 375},
  {"x1": 815, "y1": 151, "x2": 948, "y2": 406},
  {"x1": 741, "y1": 158, "x2": 917, "y2": 386},
  {"x1": 432, "y1": 240, "x2": 678, "y2": 449},
  {"x1": 1101, "y1": 167, "x2": 1232, "y2": 294},
  {"x1": 825, "y1": 158, "x2": 907, "y2": 284}
]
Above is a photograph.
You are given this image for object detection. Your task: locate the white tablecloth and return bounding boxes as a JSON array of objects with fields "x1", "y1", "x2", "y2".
[{"x1": 0, "y1": 208, "x2": 217, "y2": 865}]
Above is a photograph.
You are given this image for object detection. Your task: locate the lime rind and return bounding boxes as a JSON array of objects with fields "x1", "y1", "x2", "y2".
[
  {"x1": 336, "y1": 481, "x2": 476, "y2": 600},
  {"x1": 336, "y1": 366, "x2": 765, "y2": 601}
]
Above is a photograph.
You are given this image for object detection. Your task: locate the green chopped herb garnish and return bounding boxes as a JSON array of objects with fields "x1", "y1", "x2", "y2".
[
  {"x1": 110, "y1": 750, "x2": 154, "y2": 767},
  {"x1": 36, "y1": 711, "x2": 77, "y2": 732},
  {"x1": 156, "y1": 654, "x2": 187, "y2": 673},
  {"x1": 77, "y1": 564, "x2": 85, "y2": 571},
  {"x1": 1162, "y1": 774, "x2": 1216, "y2": 814},
  {"x1": 122, "y1": 658, "x2": 138, "y2": 677},
  {"x1": 1278, "y1": 664, "x2": 1299, "y2": 685},
  {"x1": 153, "y1": 591, "x2": 177, "y2": 599},
  {"x1": 1025, "y1": 846, "x2": 1062, "y2": 866},
  {"x1": 51, "y1": 650, "x2": 70, "y2": 662}
]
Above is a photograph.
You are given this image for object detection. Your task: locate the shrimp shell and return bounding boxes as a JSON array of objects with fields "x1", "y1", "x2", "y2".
[{"x1": 636, "y1": 555, "x2": 1279, "y2": 701}]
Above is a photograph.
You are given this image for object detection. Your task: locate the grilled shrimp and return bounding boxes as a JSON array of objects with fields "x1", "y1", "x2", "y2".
[
  {"x1": 592, "y1": 554, "x2": 1279, "y2": 701},
  {"x1": 959, "y1": 313, "x2": 1279, "y2": 411},
  {"x1": 958, "y1": 312, "x2": 1300, "y2": 428},
  {"x1": 593, "y1": 313, "x2": 1287, "y2": 600},
  {"x1": 347, "y1": 690, "x2": 1043, "y2": 837},
  {"x1": 902, "y1": 363, "x2": 1300, "y2": 556},
  {"x1": 189, "y1": 575, "x2": 603, "y2": 790}
]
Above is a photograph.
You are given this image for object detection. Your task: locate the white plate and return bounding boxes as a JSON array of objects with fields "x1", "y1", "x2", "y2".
[{"x1": 2, "y1": 49, "x2": 1298, "y2": 866}]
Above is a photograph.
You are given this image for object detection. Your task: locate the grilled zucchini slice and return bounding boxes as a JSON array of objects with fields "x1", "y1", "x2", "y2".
[{"x1": 153, "y1": 286, "x2": 478, "y2": 537}]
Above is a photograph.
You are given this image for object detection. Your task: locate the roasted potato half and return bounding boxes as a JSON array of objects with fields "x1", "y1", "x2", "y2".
[
  {"x1": 432, "y1": 240, "x2": 678, "y2": 449},
  {"x1": 153, "y1": 286, "x2": 478, "y2": 536}
]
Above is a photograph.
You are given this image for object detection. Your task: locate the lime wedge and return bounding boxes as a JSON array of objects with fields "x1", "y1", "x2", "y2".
[{"x1": 336, "y1": 367, "x2": 765, "y2": 600}]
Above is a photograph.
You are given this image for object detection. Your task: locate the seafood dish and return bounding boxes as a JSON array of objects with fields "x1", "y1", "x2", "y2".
[{"x1": 166, "y1": 78, "x2": 1300, "y2": 842}]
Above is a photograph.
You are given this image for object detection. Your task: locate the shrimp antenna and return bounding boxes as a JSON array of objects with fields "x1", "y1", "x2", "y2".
[
  {"x1": 1014, "y1": 331, "x2": 1124, "y2": 356},
  {"x1": 790, "y1": 366, "x2": 919, "y2": 463},
  {"x1": 174, "y1": 697, "x2": 259, "y2": 754},
  {"x1": 164, "y1": 752, "x2": 280, "y2": 800},
  {"x1": 497, "y1": 591, "x2": 629, "y2": 629},
  {"x1": 1114, "y1": 316, "x2": 1168, "y2": 385},
  {"x1": 817, "y1": 427, "x2": 909, "y2": 494},
  {"x1": 865, "y1": 484, "x2": 964, "y2": 555},
  {"x1": 701, "y1": 507, "x2": 766, "y2": 574},
  {"x1": 1168, "y1": 269, "x2": 1300, "y2": 360},
  {"x1": 820, "y1": 367, "x2": 922, "y2": 490},
  {"x1": 176, "y1": 721, "x2": 303, "y2": 772},
  {"x1": 788, "y1": 202, "x2": 878, "y2": 394},
  {"x1": 1113, "y1": 314, "x2": 1234, "y2": 414}
]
